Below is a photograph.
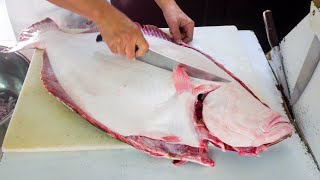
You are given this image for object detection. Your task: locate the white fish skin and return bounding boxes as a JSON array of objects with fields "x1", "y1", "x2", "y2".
[{"x1": 41, "y1": 30, "x2": 209, "y2": 147}]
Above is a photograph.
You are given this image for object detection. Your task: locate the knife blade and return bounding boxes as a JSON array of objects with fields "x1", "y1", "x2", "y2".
[
  {"x1": 136, "y1": 48, "x2": 230, "y2": 82},
  {"x1": 290, "y1": 35, "x2": 320, "y2": 105},
  {"x1": 96, "y1": 33, "x2": 230, "y2": 83},
  {"x1": 263, "y1": 10, "x2": 291, "y2": 101}
]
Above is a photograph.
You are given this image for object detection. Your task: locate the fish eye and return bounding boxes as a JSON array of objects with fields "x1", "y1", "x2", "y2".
[{"x1": 197, "y1": 93, "x2": 204, "y2": 101}]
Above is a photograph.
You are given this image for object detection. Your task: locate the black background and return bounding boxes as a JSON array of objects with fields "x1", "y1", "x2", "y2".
[{"x1": 111, "y1": 0, "x2": 310, "y2": 53}]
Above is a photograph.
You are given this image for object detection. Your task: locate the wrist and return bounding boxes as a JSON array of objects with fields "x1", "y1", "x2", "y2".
[
  {"x1": 92, "y1": 2, "x2": 114, "y2": 25},
  {"x1": 154, "y1": 0, "x2": 177, "y2": 11}
]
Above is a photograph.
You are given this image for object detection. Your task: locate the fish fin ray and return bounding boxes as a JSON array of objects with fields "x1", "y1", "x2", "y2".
[{"x1": 173, "y1": 66, "x2": 193, "y2": 93}]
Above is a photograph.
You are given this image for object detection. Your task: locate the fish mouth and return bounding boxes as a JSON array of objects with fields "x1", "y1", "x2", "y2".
[
  {"x1": 265, "y1": 133, "x2": 292, "y2": 146},
  {"x1": 252, "y1": 115, "x2": 292, "y2": 147},
  {"x1": 265, "y1": 115, "x2": 293, "y2": 145},
  {"x1": 260, "y1": 114, "x2": 291, "y2": 133}
]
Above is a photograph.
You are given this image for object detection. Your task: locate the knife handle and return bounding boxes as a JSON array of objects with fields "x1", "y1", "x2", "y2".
[
  {"x1": 96, "y1": 34, "x2": 143, "y2": 55},
  {"x1": 97, "y1": 34, "x2": 146, "y2": 55},
  {"x1": 96, "y1": 34, "x2": 103, "y2": 42},
  {"x1": 263, "y1": 10, "x2": 279, "y2": 48}
]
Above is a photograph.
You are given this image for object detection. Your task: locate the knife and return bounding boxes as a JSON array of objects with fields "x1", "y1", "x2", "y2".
[
  {"x1": 290, "y1": 1, "x2": 320, "y2": 105},
  {"x1": 263, "y1": 10, "x2": 291, "y2": 101},
  {"x1": 290, "y1": 34, "x2": 320, "y2": 105},
  {"x1": 96, "y1": 34, "x2": 230, "y2": 82},
  {"x1": 137, "y1": 48, "x2": 231, "y2": 82}
]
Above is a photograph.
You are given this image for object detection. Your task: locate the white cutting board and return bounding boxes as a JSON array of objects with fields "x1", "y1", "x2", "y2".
[
  {"x1": 280, "y1": 2, "x2": 320, "y2": 164},
  {"x1": 3, "y1": 49, "x2": 128, "y2": 151},
  {"x1": 2, "y1": 26, "x2": 261, "y2": 152}
]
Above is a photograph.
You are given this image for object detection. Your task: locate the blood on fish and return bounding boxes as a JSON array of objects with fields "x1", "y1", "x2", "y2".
[
  {"x1": 172, "y1": 160, "x2": 188, "y2": 166},
  {"x1": 162, "y1": 136, "x2": 181, "y2": 142}
]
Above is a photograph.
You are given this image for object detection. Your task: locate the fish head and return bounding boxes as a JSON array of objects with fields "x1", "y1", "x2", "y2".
[
  {"x1": 172, "y1": 65, "x2": 292, "y2": 153},
  {"x1": 201, "y1": 83, "x2": 292, "y2": 150}
]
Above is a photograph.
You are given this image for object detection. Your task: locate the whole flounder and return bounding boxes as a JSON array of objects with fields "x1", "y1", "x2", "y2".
[{"x1": 3, "y1": 18, "x2": 292, "y2": 166}]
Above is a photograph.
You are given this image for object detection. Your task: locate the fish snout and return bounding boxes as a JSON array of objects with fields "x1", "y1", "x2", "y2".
[
  {"x1": 252, "y1": 115, "x2": 292, "y2": 147},
  {"x1": 259, "y1": 113, "x2": 290, "y2": 133}
]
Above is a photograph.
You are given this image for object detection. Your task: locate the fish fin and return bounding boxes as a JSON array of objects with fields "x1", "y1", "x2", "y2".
[{"x1": 173, "y1": 66, "x2": 193, "y2": 93}]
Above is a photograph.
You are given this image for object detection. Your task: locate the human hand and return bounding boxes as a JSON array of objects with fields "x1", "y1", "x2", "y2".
[
  {"x1": 159, "y1": 1, "x2": 195, "y2": 43},
  {"x1": 95, "y1": 6, "x2": 149, "y2": 60},
  {"x1": 47, "y1": 0, "x2": 149, "y2": 59}
]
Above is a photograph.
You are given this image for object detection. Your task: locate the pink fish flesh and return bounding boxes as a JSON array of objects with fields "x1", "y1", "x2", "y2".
[{"x1": 3, "y1": 18, "x2": 292, "y2": 167}]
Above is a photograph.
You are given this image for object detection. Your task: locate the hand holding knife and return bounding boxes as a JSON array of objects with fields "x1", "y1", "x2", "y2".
[{"x1": 96, "y1": 34, "x2": 230, "y2": 83}]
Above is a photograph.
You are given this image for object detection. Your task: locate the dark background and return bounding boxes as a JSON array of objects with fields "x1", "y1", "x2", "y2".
[{"x1": 111, "y1": 0, "x2": 310, "y2": 53}]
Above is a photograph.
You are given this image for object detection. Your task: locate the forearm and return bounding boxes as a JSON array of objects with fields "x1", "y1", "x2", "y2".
[
  {"x1": 154, "y1": 0, "x2": 177, "y2": 10},
  {"x1": 47, "y1": 0, "x2": 115, "y2": 23}
]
